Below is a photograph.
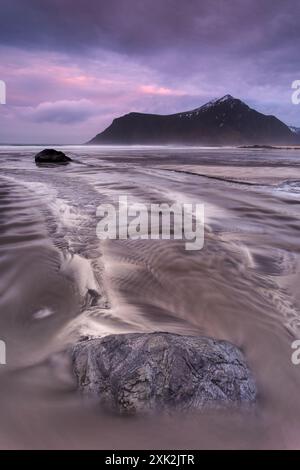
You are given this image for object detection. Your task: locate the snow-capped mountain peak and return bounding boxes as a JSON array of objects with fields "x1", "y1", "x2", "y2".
[
  {"x1": 89, "y1": 95, "x2": 298, "y2": 145},
  {"x1": 185, "y1": 95, "x2": 242, "y2": 116},
  {"x1": 289, "y1": 126, "x2": 300, "y2": 135}
]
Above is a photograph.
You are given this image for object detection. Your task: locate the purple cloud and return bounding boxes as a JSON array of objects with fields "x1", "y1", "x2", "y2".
[
  {"x1": 24, "y1": 99, "x2": 99, "y2": 124},
  {"x1": 0, "y1": 0, "x2": 299, "y2": 143}
]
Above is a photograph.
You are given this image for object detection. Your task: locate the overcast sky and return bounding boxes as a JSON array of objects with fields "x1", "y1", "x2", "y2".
[{"x1": 0, "y1": 0, "x2": 299, "y2": 144}]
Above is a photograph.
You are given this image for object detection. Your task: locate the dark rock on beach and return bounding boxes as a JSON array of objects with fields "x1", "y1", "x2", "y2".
[
  {"x1": 35, "y1": 148, "x2": 72, "y2": 165},
  {"x1": 72, "y1": 332, "x2": 256, "y2": 414},
  {"x1": 239, "y1": 144, "x2": 276, "y2": 149}
]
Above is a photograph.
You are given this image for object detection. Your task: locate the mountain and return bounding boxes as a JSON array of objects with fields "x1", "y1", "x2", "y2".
[
  {"x1": 88, "y1": 95, "x2": 299, "y2": 146},
  {"x1": 289, "y1": 126, "x2": 300, "y2": 135}
]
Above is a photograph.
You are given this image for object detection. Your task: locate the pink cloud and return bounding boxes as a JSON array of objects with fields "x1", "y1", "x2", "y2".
[{"x1": 139, "y1": 85, "x2": 186, "y2": 96}]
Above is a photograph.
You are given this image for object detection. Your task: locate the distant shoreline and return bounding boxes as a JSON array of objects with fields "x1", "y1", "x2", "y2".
[{"x1": 1, "y1": 143, "x2": 300, "y2": 150}]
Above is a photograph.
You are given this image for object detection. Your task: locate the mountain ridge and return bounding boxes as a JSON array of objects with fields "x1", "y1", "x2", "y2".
[{"x1": 88, "y1": 95, "x2": 299, "y2": 146}]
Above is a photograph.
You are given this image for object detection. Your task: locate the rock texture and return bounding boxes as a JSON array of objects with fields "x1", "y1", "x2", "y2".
[
  {"x1": 35, "y1": 148, "x2": 72, "y2": 165},
  {"x1": 72, "y1": 332, "x2": 256, "y2": 414},
  {"x1": 88, "y1": 94, "x2": 298, "y2": 146}
]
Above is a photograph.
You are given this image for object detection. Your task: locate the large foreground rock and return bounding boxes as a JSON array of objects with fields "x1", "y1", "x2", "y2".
[
  {"x1": 35, "y1": 148, "x2": 72, "y2": 165},
  {"x1": 72, "y1": 332, "x2": 256, "y2": 414}
]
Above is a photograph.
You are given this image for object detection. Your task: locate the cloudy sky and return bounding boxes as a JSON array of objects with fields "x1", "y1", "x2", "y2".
[{"x1": 0, "y1": 0, "x2": 299, "y2": 144}]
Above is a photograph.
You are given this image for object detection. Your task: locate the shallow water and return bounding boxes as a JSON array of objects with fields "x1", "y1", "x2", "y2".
[{"x1": 1, "y1": 145, "x2": 300, "y2": 449}]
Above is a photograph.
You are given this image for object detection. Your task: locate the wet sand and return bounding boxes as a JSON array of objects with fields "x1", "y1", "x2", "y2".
[{"x1": 1, "y1": 145, "x2": 300, "y2": 449}]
